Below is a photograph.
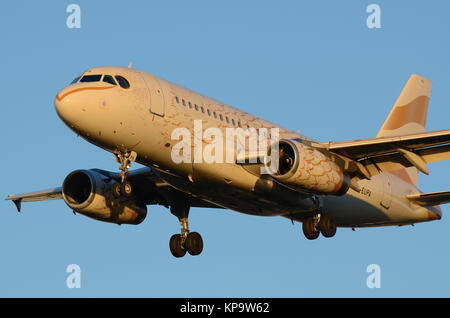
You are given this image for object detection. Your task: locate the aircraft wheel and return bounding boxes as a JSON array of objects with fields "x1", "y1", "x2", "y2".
[
  {"x1": 319, "y1": 213, "x2": 337, "y2": 238},
  {"x1": 185, "y1": 232, "x2": 203, "y2": 256},
  {"x1": 169, "y1": 234, "x2": 186, "y2": 258},
  {"x1": 302, "y1": 217, "x2": 320, "y2": 240},
  {"x1": 121, "y1": 181, "x2": 133, "y2": 197},
  {"x1": 112, "y1": 182, "x2": 121, "y2": 198}
]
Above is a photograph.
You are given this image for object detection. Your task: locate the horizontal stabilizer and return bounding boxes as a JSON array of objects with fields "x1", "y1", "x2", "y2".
[{"x1": 406, "y1": 190, "x2": 450, "y2": 206}]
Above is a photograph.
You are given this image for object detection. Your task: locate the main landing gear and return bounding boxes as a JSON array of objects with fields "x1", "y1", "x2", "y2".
[
  {"x1": 169, "y1": 197, "x2": 203, "y2": 258},
  {"x1": 112, "y1": 151, "x2": 137, "y2": 198},
  {"x1": 302, "y1": 213, "x2": 337, "y2": 240},
  {"x1": 169, "y1": 219, "x2": 204, "y2": 258}
]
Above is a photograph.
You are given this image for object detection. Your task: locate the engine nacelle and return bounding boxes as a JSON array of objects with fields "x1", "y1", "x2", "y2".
[
  {"x1": 273, "y1": 139, "x2": 349, "y2": 196},
  {"x1": 62, "y1": 169, "x2": 147, "y2": 225}
]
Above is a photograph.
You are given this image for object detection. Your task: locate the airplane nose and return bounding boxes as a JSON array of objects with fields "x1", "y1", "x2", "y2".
[
  {"x1": 54, "y1": 93, "x2": 69, "y2": 124},
  {"x1": 54, "y1": 94, "x2": 63, "y2": 116},
  {"x1": 54, "y1": 88, "x2": 81, "y2": 126}
]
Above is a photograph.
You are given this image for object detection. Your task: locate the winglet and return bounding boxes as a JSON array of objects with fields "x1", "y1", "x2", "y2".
[{"x1": 12, "y1": 199, "x2": 22, "y2": 213}]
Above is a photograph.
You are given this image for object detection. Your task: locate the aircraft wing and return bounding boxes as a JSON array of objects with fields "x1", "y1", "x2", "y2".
[
  {"x1": 321, "y1": 129, "x2": 450, "y2": 179},
  {"x1": 6, "y1": 188, "x2": 63, "y2": 212},
  {"x1": 406, "y1": 190, "x2": 450, "y2": 206},
  {"x1": 5, "y1": 167, "x2": 222, "y2": 212}
]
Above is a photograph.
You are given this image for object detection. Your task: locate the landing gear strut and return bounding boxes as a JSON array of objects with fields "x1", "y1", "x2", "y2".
[
  {"x1": 168, "y1": 197, "x2": 203, "y2": 258},
  {"x1": 112, "y1": 151, "x2": 136, "y2": 198},
  {"x1": 302, "y1": 213, "x2": 337, "y2": 240}
]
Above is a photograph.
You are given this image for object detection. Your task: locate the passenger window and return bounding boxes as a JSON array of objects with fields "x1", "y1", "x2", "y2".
[
  {"x1": 80, "y1": 74, "x2": 102, "y2": 82},
  {"x1": 71, "y1": 76, "x2": 81, "y2": 84},
  {"x1": 115, "y1": 75, "x2": 130, "y2": 88},
  {"x1": 103, "y1": 75, "x2": 117, "y2": 85}
]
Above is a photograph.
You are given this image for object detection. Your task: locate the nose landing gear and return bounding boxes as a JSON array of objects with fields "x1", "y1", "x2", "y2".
[{"x1": 112, "y1": 151, "x2": 137, "y2": 198}]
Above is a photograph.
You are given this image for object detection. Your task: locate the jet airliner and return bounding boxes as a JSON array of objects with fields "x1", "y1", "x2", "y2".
[{"x1": 6, "y1": 66, "x2": 450, "y2": 257}]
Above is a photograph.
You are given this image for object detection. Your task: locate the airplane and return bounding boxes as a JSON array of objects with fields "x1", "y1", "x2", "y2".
[{"x1": 6, "y1": 66, "x2": 450, "y2": 258}]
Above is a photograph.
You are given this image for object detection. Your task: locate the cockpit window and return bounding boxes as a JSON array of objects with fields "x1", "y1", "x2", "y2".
[
  {"x1": 71, "y1": 76, "x2": 81, "y2": 84},
  {"x1": 80, "y1": 74, "x2": 102, "y2": 82},
  {"x1": 103, "y1": 75, "x2": 117, "y2": 85},
  {"x1": 115, "y1": 75, "x2": 130, "y2": 89}
]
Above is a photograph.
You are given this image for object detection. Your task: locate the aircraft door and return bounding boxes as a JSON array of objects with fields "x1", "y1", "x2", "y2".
[
  {"x1": 380, "y1": 173, "x2": 391, "y2": 209},
  {"x1": 141, "y1": 74, "x2": 165, "y2": 117}
]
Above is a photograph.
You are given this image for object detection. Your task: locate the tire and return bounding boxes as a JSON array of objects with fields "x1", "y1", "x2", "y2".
[
  {"x1": 185, "y1": 232, "x2": 203, "y2": 256},
  {"x1": 121, "y1": 181, "x2": 133, "y2": 197},
  {"x1": 112, "y1": 182, "x2": 121, "y2": 198},
  {"x1": 302, "y1": 217, "x2": 320, "y2": 240},
  {"x1": 169, "y1": 234, "x2": 186, "y2": 258},
  {"x1": 319, "y1": 213, "x2": 337, "y2": 238}
]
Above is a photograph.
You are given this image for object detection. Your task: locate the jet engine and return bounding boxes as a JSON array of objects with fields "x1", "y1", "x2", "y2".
[
  {"x1": 272, "y1": 139, "x2": 349, "y2": 196},
  {"x1": 62, "y1": 169, "x2": 147, "y2": 224}
]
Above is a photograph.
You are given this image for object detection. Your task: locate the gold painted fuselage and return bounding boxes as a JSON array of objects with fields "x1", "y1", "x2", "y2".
[{"x1": 54, "y1": 66, "x2": 440, "y2": 227}]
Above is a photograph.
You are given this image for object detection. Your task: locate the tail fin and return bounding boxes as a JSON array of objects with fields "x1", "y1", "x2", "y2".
[{"x1": 377, "y1": 74, "x2": 432, "y2": 187}]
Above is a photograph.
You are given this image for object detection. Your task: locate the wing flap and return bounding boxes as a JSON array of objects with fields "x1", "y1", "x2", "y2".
[
  {"x1": 419, "y1": 144, "x2": 450, "y2": 164},
  {"x1": 406, "y1": 190, "x2": 450, "y2": 206}
]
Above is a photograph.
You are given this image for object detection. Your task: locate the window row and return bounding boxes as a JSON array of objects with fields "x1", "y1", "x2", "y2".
[{"x1": 176, "y1": 96, "x2": 249, "y2": 129}]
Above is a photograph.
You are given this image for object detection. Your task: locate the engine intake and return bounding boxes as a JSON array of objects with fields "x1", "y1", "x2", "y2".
[
  {"x1": 62, "y1": 169, "x2": 147, "y2": 224},
  {"x1": 273, "y1": 139, "x2": 349, "y2": 196},
  {"x1": 63, "y1": 171, "x2": 93, "y2": 207}
]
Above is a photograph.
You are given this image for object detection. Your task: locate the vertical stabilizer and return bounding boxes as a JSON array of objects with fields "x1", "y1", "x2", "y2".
[{"x1": 377, "y1": 74, "x2": 432, "y2": 186}]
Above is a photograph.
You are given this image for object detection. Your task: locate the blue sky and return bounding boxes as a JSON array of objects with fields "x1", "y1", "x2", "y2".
[{"x1": 0, "y1": 0, "x2": 449, "y2": 297}]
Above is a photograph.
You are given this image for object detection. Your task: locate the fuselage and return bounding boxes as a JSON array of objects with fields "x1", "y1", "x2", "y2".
[{"x1": 54, "y1": 66, "x2": 441, "y2": 227}]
